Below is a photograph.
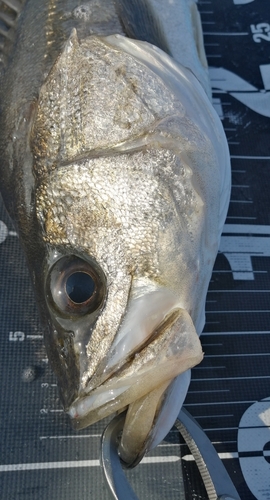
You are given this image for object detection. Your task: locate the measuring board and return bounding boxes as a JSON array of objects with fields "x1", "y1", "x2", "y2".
[{"x1": 0, "y1": 1, "x2": 269, "y2": 499}]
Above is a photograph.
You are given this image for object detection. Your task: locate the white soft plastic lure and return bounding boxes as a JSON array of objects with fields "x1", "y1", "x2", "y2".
[{"x1": 0, "y1": 0, "x2": 231, "y2": 466}]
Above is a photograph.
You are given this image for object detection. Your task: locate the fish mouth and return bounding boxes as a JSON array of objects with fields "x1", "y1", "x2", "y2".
[
  {"x1": 69, "y1": 309, "x2": 180, "y2": 425},
  {"x1": 68, "y1": 286, "x2": 203, "y2": 443}
]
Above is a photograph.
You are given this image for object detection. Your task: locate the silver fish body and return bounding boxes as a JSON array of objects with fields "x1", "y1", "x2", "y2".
[{"x1": 0, "y1": 0, "x2": 231, "y2": 466}]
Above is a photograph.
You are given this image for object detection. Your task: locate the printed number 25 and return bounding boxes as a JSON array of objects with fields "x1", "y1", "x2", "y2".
[{"x1": 251, "y1": 23, "x2": 270, "y2": 42}]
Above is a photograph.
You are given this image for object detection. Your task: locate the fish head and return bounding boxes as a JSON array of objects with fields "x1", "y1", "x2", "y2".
[
  {"x1": 36, "y1": 146, "x2": 205, "y2": 464},
  {"x1": 26, "y1": 31, "x2": 229, "y2": 465}
]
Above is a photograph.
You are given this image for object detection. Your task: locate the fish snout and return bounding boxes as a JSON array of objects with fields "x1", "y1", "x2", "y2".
[{"x1": 43, "y1": 323, "x2": 80, "y2": 410}]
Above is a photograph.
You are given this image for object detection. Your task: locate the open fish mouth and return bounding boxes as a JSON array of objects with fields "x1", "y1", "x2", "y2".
[{"x1": 68, "y1": 286, "x2": 203, "y2": 439}]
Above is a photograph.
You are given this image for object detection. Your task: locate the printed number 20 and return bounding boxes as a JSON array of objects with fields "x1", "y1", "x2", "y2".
[{"x1": 251, "y1": 23, "x2": 270, "y2": 42}]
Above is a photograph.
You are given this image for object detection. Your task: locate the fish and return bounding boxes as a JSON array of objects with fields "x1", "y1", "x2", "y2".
[{"x1": 0, "y1": 0, "x2": 231, "y2": 466}]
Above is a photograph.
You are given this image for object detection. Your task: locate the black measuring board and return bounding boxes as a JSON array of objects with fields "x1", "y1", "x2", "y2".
[{"x1": 0, "y1": 1, "x2": 270, "y2": 499}]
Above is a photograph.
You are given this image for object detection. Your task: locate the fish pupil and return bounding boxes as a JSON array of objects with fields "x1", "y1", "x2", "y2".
[{"x1": 66, "y1": 272, "x2": 95, "y2": 304}]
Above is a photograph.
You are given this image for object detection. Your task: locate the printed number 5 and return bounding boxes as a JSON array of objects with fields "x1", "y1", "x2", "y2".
[
  {"x1": 251, "y1": 23, "x2": 270, "y2": 42},
  {"x1": 9, "y1": 331, "x2": 25, "y2": 341}
]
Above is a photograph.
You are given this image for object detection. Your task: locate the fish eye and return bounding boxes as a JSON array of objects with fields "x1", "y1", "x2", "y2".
[
  {"x1": 66, "y1": 272, "x2": 95, "y2": 304},
  {"x1": 47, "y1": 255, "x2": 106, "y2": 317}
]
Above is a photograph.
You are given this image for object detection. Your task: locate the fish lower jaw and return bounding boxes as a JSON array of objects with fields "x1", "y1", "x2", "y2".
[{"x1": 68, "y1": 384, "x2": 129, "y2": 421}]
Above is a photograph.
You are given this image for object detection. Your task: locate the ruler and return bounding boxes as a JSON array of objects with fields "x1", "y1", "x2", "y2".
[{"x1": 181, "y1": 1, "x2": 270, "y2": 499}]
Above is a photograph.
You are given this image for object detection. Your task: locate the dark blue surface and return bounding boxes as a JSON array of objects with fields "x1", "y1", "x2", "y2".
[{"x1": 0, "y1": 1, "x2": 270, "y2": 499}]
